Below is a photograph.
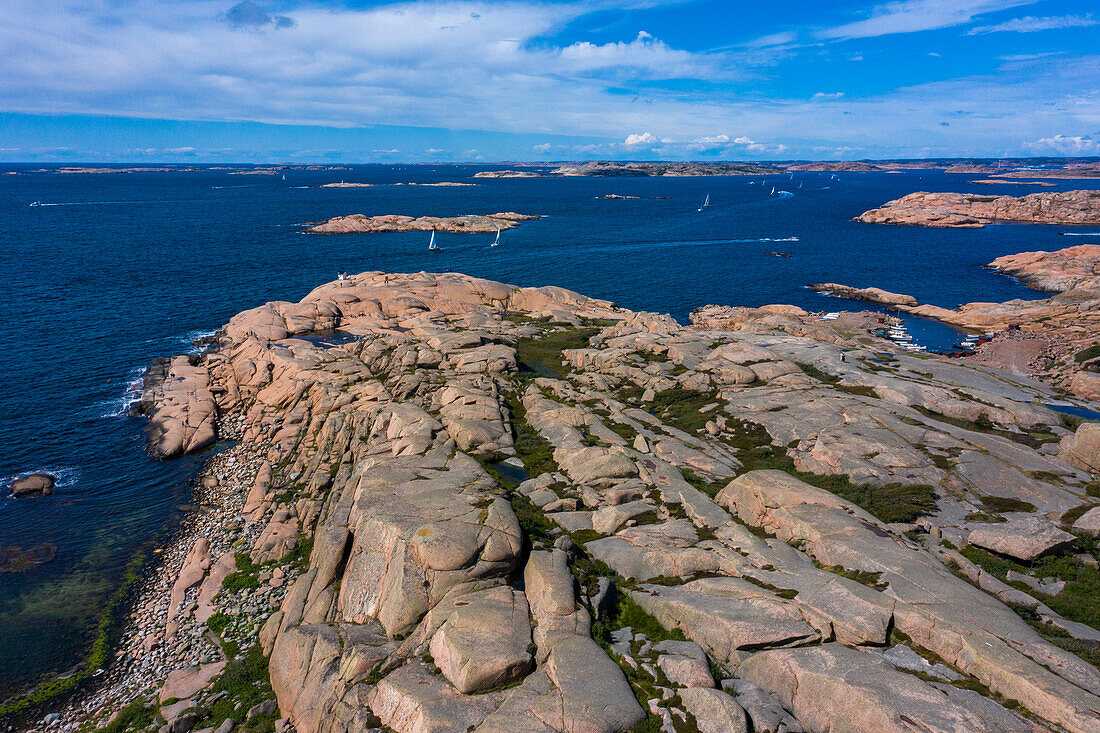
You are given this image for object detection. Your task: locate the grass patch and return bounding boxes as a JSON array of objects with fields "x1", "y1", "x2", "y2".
[
  {"x1": 221, "y1": 552, "x2": 262, "y2": 593},
  {"x1": 515, "y1": 327, "x2": 601, "y2": 377},
  {"x1": 815, "y1": 562, "x2": 888, "y2": 590},
  {"x1": 795, "y1": 362, "x2": 840, "y2": 384},
  {"x1": 680, "y1": 468, "x2": 727, "y2": 499},
  {"x1": 723, "y1": 419, "x2": 937, "y2": 524},
  {"x1": 192, "y1": 645, "x2": 278, "y2": 733},
  {"x1": 835, "y1": 384, "x2": 879, "y2": 398},
  {"x1": 607, "y1": 421, "x2": 639, "y2": 443},
  {"x1": 1073, "y1": 343, "x2": 1100, "y2": 363},
  {"x1": 978, "y1": 495, "x2": 1037, "y2": 514},
  {"x1": 960, "y1": 544, "x2": 1100, "y2": 635},
  {"x1": 643, "y1": 388, "x2": 718, "y2": 433},
  {"x1": 505, "y1": 393, "x2": 558, "y2": 477},
  {"x1": 95, "y1": 699, "x2": 155, "y2": 733}
]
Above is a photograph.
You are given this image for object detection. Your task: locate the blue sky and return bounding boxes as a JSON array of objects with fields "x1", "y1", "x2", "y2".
[{"x1": 2, "y1": 0, "x2": 1098, "y2": 162}]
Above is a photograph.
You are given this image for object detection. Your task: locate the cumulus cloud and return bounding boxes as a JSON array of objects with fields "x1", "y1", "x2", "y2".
[
  {"x1": 532, "y1": 142, "x2": 551, "y2": 151},
  {"x1": 223, "y1": 1, "x2": 294, "y2": 29},
  {"x1": 1023, "y1": 134, "x2": 1097, "y2": 154},
  {"x1": 967, "y1": 14, "x2": 1096, "y2": 34},
  {"x1": 692, "y1": 134, "x2": 729, "y2": 144},
  {"x1": 624, "y1": 132, "x2": 657, "y2": 146}
]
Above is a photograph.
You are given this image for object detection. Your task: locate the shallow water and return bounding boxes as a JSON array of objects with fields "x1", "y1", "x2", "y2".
[{"x1": 1, "y1": 163, "x2": 1095, "y2": 693}]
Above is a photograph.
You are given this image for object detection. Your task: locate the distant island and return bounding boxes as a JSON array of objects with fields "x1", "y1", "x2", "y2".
[{"x1": 304, "y1": 212, "x2": 539, "y2": 234}]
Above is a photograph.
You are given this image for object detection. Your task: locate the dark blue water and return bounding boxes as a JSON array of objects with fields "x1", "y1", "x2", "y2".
[{"x1": 2, "y1": 163, "x2": 1096, "y2": 694}]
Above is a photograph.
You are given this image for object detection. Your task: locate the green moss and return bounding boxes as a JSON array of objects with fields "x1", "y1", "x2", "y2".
[
  {"x1": 95, "y1": 699, "x2": 155, "y2": 733},
  {"x1": 644, "y1": 388, "x2": 719, "y2": 433},
  {"x1": 740, "y1": 574, "x2": 799, "y2": 599},
  {"x1": 510, "y1": 493, "x2": 555, "y2": 543},
  {"x1": 978, "y1": 495, "x2": 1037, "y2": 514},
  {"x1": 965, "y1": 511, "x2": 1008, "y2": 524},
  {"x1": 680, "y1": 469, "x2": 727, "y2": 499},
  {"x1": 795, "y1": 362, "x2": 840, "y2": 384},
  {"x1": 607, "y1": 421, "x2": 639, "y2": 443},
  {"x1": 814, "y1": 562, "x2": 888, "y2": 590},
  {"x1": 834, "y1": 384, "x2": 879, "y2": 398},
  {"x1": 1063, "y1": 504, "x2": 1099, "y2": 526},
  {"x1": 206, "y1": 612, "x2": 232, "y2": 635}
]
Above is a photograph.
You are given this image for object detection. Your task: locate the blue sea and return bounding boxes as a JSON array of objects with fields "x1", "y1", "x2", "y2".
[{"x1": 2, "y1": 163, "x2": 1097, "y2": 696}]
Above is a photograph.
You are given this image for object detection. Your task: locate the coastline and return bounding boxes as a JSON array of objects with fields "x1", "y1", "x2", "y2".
[{"x1": 28, "y1": 268, "x2": 1100, "y2": 733}]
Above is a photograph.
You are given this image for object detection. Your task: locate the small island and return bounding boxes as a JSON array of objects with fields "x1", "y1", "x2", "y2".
[
  {"x1": 855, "y1": 190, "x2": 1100, "y2": 228},
  {"x1": 304, "y1": 212, "x2": 539, "y2": 234}
]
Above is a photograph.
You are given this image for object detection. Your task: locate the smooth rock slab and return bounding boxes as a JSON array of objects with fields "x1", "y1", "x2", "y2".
[
  {"x1": 738, "y1": 643, "x2": 1039, "y2": 733},
  {"x1": 967, "y1": 517, "x2": 1076, "y2": 561},
  {"x1": 1072, "y1": 506, "x2": 1100, "y2": 536},
  {"x1": 8, "y1": 473, "x2": 55, "y2": 497},
  {"x1": 429, "y1": 585, "x2": 533, "y2": 694}
]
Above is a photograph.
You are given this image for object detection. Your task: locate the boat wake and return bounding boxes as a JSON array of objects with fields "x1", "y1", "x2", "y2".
[{"x1": 1059, "y1": 232, "x2": 1100, "y2": 236}]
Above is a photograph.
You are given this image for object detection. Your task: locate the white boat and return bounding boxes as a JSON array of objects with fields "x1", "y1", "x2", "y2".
[
  {"x1": 281, "y1": 174, "x2": 286, "y2": 181},
  {"x1": 697, "y1": 193, "x2": 710, "y2": 212},
  {"x1": 491, "y1": 228, "x2": 500, "y2": 247},
  {"x1": 770, "y1": 186, "x2": 776, "y2": 195},
  {"x1": 29, "y1": 201, "x2": 40, "y2": 207},
  {"x1": 428, "y1": 230, "x2": 439, "y2": 251}
]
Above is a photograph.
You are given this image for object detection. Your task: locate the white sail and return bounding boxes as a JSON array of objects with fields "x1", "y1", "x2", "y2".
[
  {"x1": 770, "y1": 186, "x2": 776, "y2": 195},
  {"x1": 428, "y1": 230, "x2": 437, "y2": 250},
  {"x1": 492, "y1": 228, "x2": 500, "y2": 246}
]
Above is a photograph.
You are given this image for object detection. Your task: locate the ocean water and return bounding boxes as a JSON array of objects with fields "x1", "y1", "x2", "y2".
[{"x1": 1, "y1": 163, "x2": 1096, "y2": 695}]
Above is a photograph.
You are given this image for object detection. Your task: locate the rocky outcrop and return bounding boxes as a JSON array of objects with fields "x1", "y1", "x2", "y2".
[
  {"x1": 808, "y1": 283, "x2": 918, "y2": 306},
  {"x1": 990, "y1": 244, "x2": 1100, "y2": 293},
  {"x1": 856, "y1": 190, "x2": 1100, "y2": 228},
  {"x1": 305, "y1": 212, "x2": 539, "y2": 234},
  {"x1": 98, "y1": 270, "x2": 1100, "y2": 733},
  {"x1": 473, "y1": 170, "x2": 543, "y2": 178}
]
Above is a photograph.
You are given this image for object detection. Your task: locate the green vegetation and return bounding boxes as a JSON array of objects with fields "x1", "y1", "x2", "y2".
[
  {"x1": 630, "y1": 388, "x2": 718, "y2": 433},
  {"x1": 815, "y1": 562, "x2": 888, "y2": 591},
  {"x1": 912, "y1": 407, "x2": 1059, "y2": 446},
  {"x1": 960, "y1": 544, "x2": 1100, "y2": 636},
  {"x1": 221, "y1": 552, "x2": 262, "y2": 592},
  {"x1": 510, "y1": 493, "x2": 555, "y2": 543},
  {"x1": 1073, "y1": 343, "x2": 1100, "y2": 363},
  {"x1": 795, "y1": 362, "x2": 839, "y2": 384},
  {"x1": 680, "y1": 469, "x2": 727, "y2": 499},
  {"x1": 505, "y1": 393, "x2": 558, "y2": 477},
  {"x1": 722, "y1": 419, "x2": 937, "y2": 524},
  {"x1": 515, "y1": 327, "x2": 601, "y2": 377},
  {"x1": 206, "y1": 612, "x2": 232, "y2": 635},
  {"x1": 607, "y1": 421, "x2": 639, "y2": 443},
  {"x1": 192, "y1": 646, "x2": 279, "y2": 733},
  {"x1": 978, "y1": 495, "x2": 1037, "y2": 514}
]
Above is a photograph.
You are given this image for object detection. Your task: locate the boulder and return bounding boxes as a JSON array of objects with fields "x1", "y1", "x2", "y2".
[
  {"x1": 678, "y1": 688, "x2": 749, "y2": 733},
  {"x1": 1059, "y1": 422, "x2": 1100, "y2": 474},
  {"x1": 428, "y1": 586, "x2": 533, "y2": 694},
  {"x1": 967, "y1": 518, "x2": 1076, "y2": 561},
  {"x1": 1072, "y1": 506, "x2": 1100, "y2": 536},
  {"x1": 160, "y1": 661, "x2": 227, "y2": 703},
  {"x1": 8, "y1": 473, "x2": 55, "y2": 497}
]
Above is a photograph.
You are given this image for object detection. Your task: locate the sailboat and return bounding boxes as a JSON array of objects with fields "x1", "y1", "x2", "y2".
[
  {"x1": 29, "y1": 201, "x2": 41, "y2": 207},
  {"x1": 770, "y1": 186, "x2": 776, "y2": 195},
  {"x1": 697, "y1": 194, "x2": 710, "y2": 212},
  {"x1": 491, "y1": 228, "x2": 500, "y2": 247},
  {"x1": 428, "y1": 230, "x2": 439, "y2": 251},
  {"x1": 281, "y1": 174, "x2": 286, "y2": 181}
]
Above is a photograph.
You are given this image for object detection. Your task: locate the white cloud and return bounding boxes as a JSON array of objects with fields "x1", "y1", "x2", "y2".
[
  {"x1": 967, "y1": 14, "x2": 1097, "y2": 34},
  {"x1": 532, "y1": 142, "x2": 551, "y2": 151},
  {"x1": 812, "y1": 92, "x2": 845, "y2": 100},
  {"x1": 624, "y1": 132, "x2": 657, "y2": 146},
  {"x1": 1023, "y1": 134, "x2": 1097, "y2": 154},
  {"x1": 818, "y1": 0, "x2": 1035, "y2": 40},
  {"x1": 372, "y1": 148, "x2": 400, "y2": 154},
  {"x1": 733, "y1": 136, "x2": 755, "y2": 144},
  {"x1": 692, "y1": 134, "x2": 729, "y2": 144},
  {"x1": 165, "y1": 146, "x2": 195, "y2": 153}
]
